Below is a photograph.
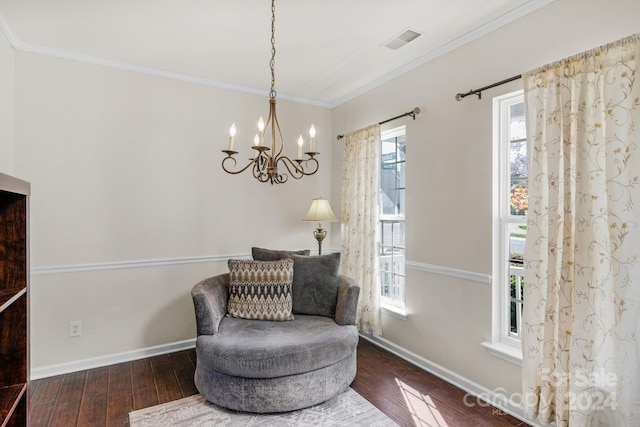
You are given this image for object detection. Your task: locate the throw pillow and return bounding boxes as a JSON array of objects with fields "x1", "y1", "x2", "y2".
[
  {"x1": 227, "y1": 259, "x2": 295, "y2": 321},
  {"x1": 288, "y1": 252, "x2": 341, "y2": 317},
  {"x1": 251, "y1": 247, "x2": 311, "y2": 260}
]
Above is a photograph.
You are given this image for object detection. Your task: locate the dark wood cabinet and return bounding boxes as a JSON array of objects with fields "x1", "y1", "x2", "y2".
[{"x1": 0, "y1": 173, "x2": 30, "y2": 426}]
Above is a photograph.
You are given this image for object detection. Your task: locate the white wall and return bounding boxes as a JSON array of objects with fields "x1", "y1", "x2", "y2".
[
  {"x1": 332, "y1": 0, "x2": 640, "y2": 399},
  {"x1": 0, "y1": 30, "x2": 14, "y2": 174},
  {"x1": 13, "y1": 51, "x2": 333, "y2": 369}
]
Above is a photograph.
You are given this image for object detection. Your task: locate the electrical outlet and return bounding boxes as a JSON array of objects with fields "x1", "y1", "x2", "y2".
[{"x1": 69, "y1": 320, "x2": 82, "y2": 337}]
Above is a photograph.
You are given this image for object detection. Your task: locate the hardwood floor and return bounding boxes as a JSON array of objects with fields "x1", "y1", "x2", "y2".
[{"x1": 30, "y1": 338, "x2": 531, "y2": 427}]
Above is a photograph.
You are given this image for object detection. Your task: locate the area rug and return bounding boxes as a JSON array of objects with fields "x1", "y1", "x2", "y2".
[{"x1": 129, "y1": 388, "x2": 399, "y2": 426}]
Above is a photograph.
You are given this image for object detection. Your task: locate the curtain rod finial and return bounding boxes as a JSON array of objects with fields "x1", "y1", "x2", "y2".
[
  {"x1": 413, "y1": 107, "x2": 421, "y2": 115},
  {"x1": 455, "y1": 93, "x2": 464, "y2": 101}
]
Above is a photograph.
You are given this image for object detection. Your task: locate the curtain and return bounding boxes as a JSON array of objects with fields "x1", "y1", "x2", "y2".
[
  {"x1": 341, "y1": 124, "x2": 382, "y2": 335},
  {"x1": 522, "y1": 34, "x2": 640, "y2": 426}
]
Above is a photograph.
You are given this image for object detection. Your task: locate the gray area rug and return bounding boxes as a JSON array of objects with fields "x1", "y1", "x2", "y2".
[{"x1": 129, "y1": 388, "x2": 399, "y2": 426}]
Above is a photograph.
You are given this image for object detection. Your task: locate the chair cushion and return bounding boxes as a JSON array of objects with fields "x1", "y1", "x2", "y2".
[
  {"x1": 226, "y1": 259, "x2": 294, "y2": 321},
  {"x1": 196, "y1": 315, "x2": 358, "y2": 379}
]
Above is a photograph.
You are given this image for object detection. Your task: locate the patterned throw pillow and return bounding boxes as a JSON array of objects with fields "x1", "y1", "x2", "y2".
[{"x1": 227, "y1": 259, "x2": 295, "y2": 321}]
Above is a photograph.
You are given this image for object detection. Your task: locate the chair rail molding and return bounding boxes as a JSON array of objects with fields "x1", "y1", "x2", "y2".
[
  {"x1": 30, "y1": 254, "x2": 249, "y2": 276},
  {"x1": 405, "y1": 260, "x2": 491, "y2": 285}
]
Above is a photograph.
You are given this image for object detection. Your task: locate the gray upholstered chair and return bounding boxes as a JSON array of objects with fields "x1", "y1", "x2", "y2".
[{"x1": 191, "y1": 257, "x2": 360, "y2": 413}]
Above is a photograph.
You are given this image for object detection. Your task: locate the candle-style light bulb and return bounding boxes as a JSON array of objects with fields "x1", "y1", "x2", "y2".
[
  {"x1": 309, "y1": 124, "x2": 316, "y2": 152},
  {"x1": 257, "y1": 117, "x2": 265, "y2": 146},
  {"x1": 228, "y1": 122, "x2": 236, "y2": 151},
  {"x1": 254, "y1": 133, "x2": 260, "y2": 146},
  {"x1": 297, "y1": 135, "x2": 304, "y2": 159}
]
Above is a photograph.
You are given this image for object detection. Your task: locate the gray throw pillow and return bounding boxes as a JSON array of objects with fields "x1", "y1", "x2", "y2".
[
  {"x1": 252, "y1": 247, "x2": 311, "y2": 260},
  {"x1": 288, "y1": 252, "x2": 341, "y2": 317}
]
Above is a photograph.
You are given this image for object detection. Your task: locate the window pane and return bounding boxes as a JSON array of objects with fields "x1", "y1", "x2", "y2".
[
  {"x1": 510, "y1": 139, "x2": 528, "y2": 216},
  {"x1": 396, "y1": 138, "x2": 406, "y2": 162},
  {"x1": 398, "y1": 161, "x2": 406, "y2": 188},
  {"x1": 381, "y1": 161, "x2": 397, "y2": 190},
  {"x1": 509, "y1": 101, "x2": 527, "y2": 217},
  {"x1": 510, "y1": 301, "x2": 519, "y2": 334},
  {"x1": 396, "y1": 221, "x2": 406, "y2": 248},
  {"x1": 380, "y1": 127, "x2": 406, "y2": 308},
  {"x1": 381, "y1": 189, "x2": 398, "y2": 216},
  {"x1": 508, "y1": 223, "x2": 526, "y2": 261}
]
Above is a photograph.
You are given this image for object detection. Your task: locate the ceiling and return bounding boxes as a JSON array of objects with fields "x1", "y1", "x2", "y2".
[{"x1": 0, "y1": 0, "x2": 553, "y2": 107}]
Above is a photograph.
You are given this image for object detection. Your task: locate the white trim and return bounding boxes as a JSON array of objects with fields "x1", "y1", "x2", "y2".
[
  {"x1": 329, "y1": 0, "x2": 555, "y2": 107},
  {"x1": 381, "y1": 303, "x2": 408, "y2": 320},
  {"x1": 31, "y1": 254, "x2": 249, "y2": 276},
  {"x1": 360, "y1": 334, "x2": 544, "y2": 427},
  {"x1": 0, "y1": 2, "x2": 554, "y2": 108},
  {"x1": 481, "y1": 341, "x2": 523, "y2": 366},
  {"x1": 406, "y1": 260, "x2": 491, "y2": 284},
  {"x1": 0, "y1": 8, "x2": 20, "y2": 48},
  {"x1": 20, "y1": 41, "x2": 331, "y2": 108},
  {"x1": 0, "y1": 8, "x2": 330, "y2": 109},
  {"x1": 0, "y1": 288, "x2": 26, "y2": 312},
  {"x1": 30, "y1": 338, "x2": 196, "y2": 380}
]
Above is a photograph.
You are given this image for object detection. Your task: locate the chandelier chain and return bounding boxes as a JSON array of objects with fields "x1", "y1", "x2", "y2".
[{"x1": 269, "y1": 0, "x2": 276, "y2": 99}]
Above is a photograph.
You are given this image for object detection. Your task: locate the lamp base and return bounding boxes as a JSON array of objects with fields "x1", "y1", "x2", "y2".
[{"x1": 313, "y1": 226, "x2": 327, "y2": 255}]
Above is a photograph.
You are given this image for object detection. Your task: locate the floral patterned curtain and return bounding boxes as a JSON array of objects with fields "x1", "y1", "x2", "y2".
[
  {"x1": 522, "y1": 34, "x2": 640, "y2": 426},
  {"x1": 341, "y1": 124, "x2": 382, "y2": 335}
]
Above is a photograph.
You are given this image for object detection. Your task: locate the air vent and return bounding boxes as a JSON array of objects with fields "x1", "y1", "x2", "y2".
[{"x1": 384, "y1": 29, "x2": 422, "y2": 50}]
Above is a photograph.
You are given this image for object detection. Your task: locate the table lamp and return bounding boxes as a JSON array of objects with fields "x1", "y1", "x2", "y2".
[{"x1": 303, "y1": 197, "x2": 337, "y2": 255}]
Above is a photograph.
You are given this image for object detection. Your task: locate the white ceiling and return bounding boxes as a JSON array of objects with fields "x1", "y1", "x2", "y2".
[{"x1": 0, "y1": 0, "x2": 553, "y2": 107}]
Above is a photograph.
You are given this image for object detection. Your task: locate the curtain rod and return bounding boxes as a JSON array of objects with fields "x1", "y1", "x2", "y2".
[
  {"x1": 455, "y1": 74, "x2": 522, "y2": 101},
  {"x1": 336, "y1": 107, "x2": 420, "y2": 140}
]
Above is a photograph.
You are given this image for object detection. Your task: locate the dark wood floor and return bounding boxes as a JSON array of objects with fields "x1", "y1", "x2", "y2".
[{"x1": 30, "y1": 338, "x2": 531, "y2": 427}]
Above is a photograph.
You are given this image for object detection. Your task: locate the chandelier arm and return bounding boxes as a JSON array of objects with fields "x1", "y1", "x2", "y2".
[
  {"x1": 294, "y1": 155, "x2": 319, "y2": 176},
  {"x1": 222, "y1": 149, "x2": 272, "y2": 175},
  {"x1": 253, "y1": 159, "x2": 270, "y2": 182},
  {"x1": 273, "y1": 107, "x2": 285, "y2": 158},
  {"x1": 277, "y1": 155, "x2": 319, "y2": 178},
  {"x1": 222, "y1": 155, "x2": 260, "y2": 175},
  {"x1": 274, "y1": 172, "x2": 288, "y2": 184},
  {"x1": 255, "y1": 152, "x2": 270, "y2": 180}
]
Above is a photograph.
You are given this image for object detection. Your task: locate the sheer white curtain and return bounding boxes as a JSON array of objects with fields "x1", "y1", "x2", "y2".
[
  {"x1": 522, "y1": 34, "x2": 640, "y2": 427},
  {"x1": 341, "y1": 124, "x2": 382, "y2": 335}
]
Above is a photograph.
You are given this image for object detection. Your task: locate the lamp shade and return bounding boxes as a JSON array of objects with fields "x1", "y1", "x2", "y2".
[{"x1": 303, "y1": 197, "x2": 337, "y2": 222}]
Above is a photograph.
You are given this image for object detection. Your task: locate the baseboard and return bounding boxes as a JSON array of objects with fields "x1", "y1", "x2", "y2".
[
  {"x1": 30, "y1": 338, "x2": 196, "y2": 380},
  {"x1": 359, "y1": 333, "x2": 544, "y2": 427}
]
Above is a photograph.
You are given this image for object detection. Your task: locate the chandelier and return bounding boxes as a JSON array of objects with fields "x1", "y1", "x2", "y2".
[{"x1": 222, "y1": 0, "x2": 319, "y2": 184}]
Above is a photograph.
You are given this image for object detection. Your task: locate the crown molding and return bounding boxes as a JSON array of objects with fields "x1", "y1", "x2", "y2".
[
  {"x1": 0, "y1": 8, "x2": 331, "y2": 109},
  {"x1": 0, "y1": 7, "x2": 20, "y2": 48},
  {"x1": 328, "y1": 0, "x2": 555, "y2": 108},
  {"x1": 1, "y1": 1, "x2": 554, "y2": 109}
]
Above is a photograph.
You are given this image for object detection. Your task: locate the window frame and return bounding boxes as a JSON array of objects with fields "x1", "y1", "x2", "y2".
[
  {"x1": 379, "y1": 126, "x2": 407, "y2": 315},
  {"x1": 485, "y1": 90, "x2": 526, "y2": 364}
]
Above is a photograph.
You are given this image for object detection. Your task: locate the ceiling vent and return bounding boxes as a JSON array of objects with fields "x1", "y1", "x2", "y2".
[{"x1": 384, "y1": 29, "x2": 422, "y2": 50}]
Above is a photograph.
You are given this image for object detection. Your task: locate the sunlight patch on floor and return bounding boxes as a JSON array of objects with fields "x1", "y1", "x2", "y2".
[{"x1": 396, "y1": 378, "x2": 449, "y2": 427}]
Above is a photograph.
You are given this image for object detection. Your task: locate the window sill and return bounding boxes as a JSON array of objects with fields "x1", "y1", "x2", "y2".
[
  {"x1": 381, "y1": 303, "x2": 407, "y2": 320},
  {"x1": 481, "y1": 341, "x2": 522, "y2": 366}
]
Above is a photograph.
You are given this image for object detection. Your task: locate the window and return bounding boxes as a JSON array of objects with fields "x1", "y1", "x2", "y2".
[
  {"x1": 380, "y1": 126, "x2": 406, "y2": 310},
  {"x1": 489, "y1": 90, "x2": 527, "y2": 358}
]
